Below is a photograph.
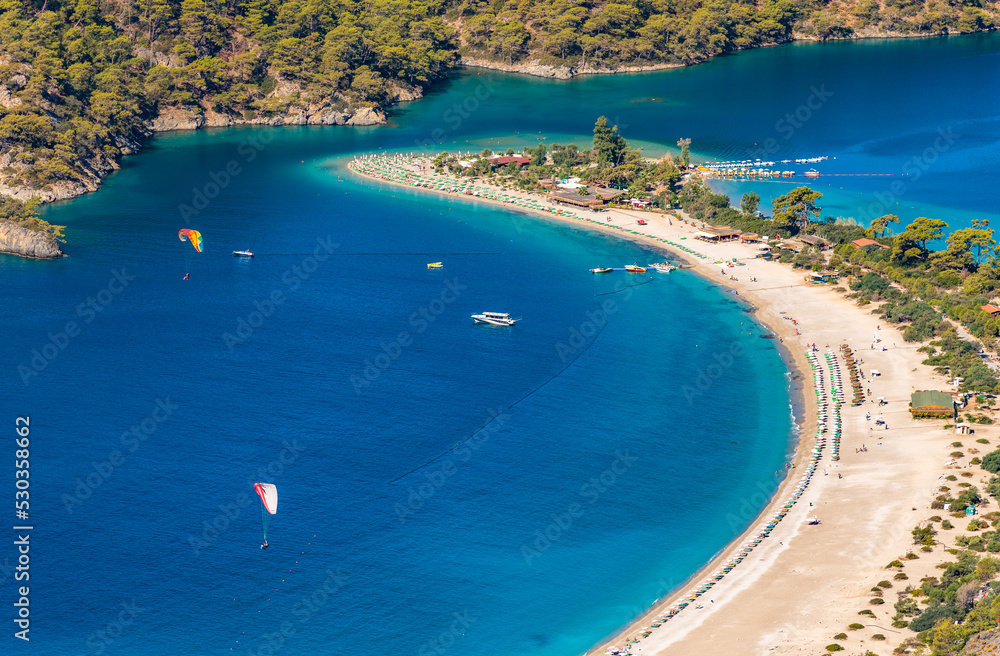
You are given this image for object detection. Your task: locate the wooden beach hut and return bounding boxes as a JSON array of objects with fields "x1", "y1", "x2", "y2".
[
  {"x1": 806, "y1": 271, "x2": 839, "y2": 284},
  {"x1": 695, "y1": 226, "x2": 742, "y2": 242},
  {"x1": 799, "y1": 234, "x2": 830, "y2": 250},
  {"x1": 910, "y1": 390, "x2": 957, "y2": 419},
  {"x1": 548, "y1": 189, "x2": 607, "y2": 209}
]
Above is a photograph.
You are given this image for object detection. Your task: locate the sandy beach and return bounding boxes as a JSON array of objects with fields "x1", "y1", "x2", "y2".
[{"x1": 349, "y1": 154, "x2": 990, "y2": 655}]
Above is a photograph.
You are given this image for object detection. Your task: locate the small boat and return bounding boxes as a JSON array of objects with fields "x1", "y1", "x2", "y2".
[
  {"x1": 427, "y1": 262, "x2": 443, "y2": 269},
  {"x1": 648, "y1": 263, "x2": 674, "y2": 273},
  {"x1": 804, "y1": 169, "x2": 820, "y2": 178},
  {"x1": 590, "y1": 267, "x2": 612, "y2": 273},
  {"x1": 472, "y1": 312, "x2": 518, "y2": 326},
  {"x1": 624, "y1": 264, "x2": 647, "y2": 273},
  {"x1": 233, "y1": 250, "x2": 254, "y2": 257}
]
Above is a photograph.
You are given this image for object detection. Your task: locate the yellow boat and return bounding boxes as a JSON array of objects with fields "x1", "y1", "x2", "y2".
[{"x1": 427, "y1": 262, "x2": 443, "y2": 269}]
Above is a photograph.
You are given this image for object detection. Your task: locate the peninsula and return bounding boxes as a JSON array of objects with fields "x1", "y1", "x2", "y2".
[{"x1": 349, "y1": 126, "x2": 1000, "y2": 655}]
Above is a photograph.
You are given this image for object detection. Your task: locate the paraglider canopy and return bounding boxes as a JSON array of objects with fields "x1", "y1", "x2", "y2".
[
  {"x1": 254, "y1": 483, "x2": 277, "y2": 514},
  {"x1": 178, "y1": 229, "x2": 203, "y2": 252}
]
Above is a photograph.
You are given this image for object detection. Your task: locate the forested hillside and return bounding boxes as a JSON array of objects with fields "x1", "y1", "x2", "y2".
[
  {"x1": 0, "y1": 0, "x2": 996, "y2": 204},
  {"x1": 450, "y1": 0, "x2": 998, "y2": 70},
  {"x1": 0, "y1": 0, "x2": 455, "y2": 199}
]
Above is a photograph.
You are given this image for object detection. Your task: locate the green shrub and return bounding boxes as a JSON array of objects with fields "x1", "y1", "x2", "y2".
[
  {"x1": 825, "y1": 645, "x2": 844, "y2": 652},
  {"x1": 895, "y1": 572, "x2": 909, "y2": 580},
  {"x1": 872, "y1": 634, "x2": 886, "y2": 640},
  {"x1": 929, "y1": 515, "x2": 943, "y2": 522},
  {"x1": 891, "y1": 620, "x2": 908, "y2": 628},
  {"x1": 878, "y1": 580, "x2": 892, "y2": 588},
  {"x1": 887, "y1": 560, "x2": 904, "y2": 568},
  {"x1": 833, "y1": 632, "x2": 847, "y2": 640},
  {"x1": 953, "y1": 442, "x2": 964, "y2": 448},
  {"x1": 870, "y1": 598, "x2": 885, "y2": 605},
  {"x1": 905, "y1": 552, "x2": 920, "y2": 559},
  {"x1": 894, "y1": 597, "x2": 920, "y2": 617},
  {"x1": 946, "y1": 475, "x2": 958, "y2": 481},
  {"x1": 982, "y1": 448, "x2": 1000, "y2": 473},
  {"x1": 942, "y1": 520, "x2": 954, "y2": 529},
  {"x1": 978, "y1": 438, "x2": 990, "y2": 444},
  {"x1": 909, "y1": 604, "x2": 960, "y2": 631},
  {"x1": 857, "y1": 610, "x2": 875, "y2": 617},
  {"x1": 848, "y1": 622, "x2": 865, "y2": 629}
]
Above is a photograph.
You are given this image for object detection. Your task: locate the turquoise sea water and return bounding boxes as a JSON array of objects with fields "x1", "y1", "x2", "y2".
[{"x1": 2, "y1": 33, "x2": 997, "y2": 655}]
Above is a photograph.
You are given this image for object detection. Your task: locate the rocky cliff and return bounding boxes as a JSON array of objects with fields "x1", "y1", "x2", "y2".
[
  {"x1": 0, "y1": 222, "x2": 64, "y2": 259},
  {"x1": 148, "y1": 102, "x2": 388, "y2": 132},
  {"x1": 963, "y1": 626, "x2": 1000, "y2": 654},
  {"x1": 459, "y1": 57, "x2": 682, "y2": 79}
]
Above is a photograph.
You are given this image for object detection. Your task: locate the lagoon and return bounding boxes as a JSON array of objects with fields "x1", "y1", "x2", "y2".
[{"x1": 4, "y1": 33, "x2": 999, "y2": 656}]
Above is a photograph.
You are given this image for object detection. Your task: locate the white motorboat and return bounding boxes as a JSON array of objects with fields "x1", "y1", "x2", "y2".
[
  {"x1": 472, "y1": 312, "x2": 518, "y2": 326},
  {"x1": 233, "y1": 250, "x2": 254, "y2": 257}
]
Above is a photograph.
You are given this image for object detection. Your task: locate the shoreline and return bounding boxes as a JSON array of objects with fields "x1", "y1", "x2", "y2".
[
  {"x1": 347, "y1": 152, "x2": 973, "y2": 655},
  {"x1": 457, "y1": 29, "x2": 996, "y2": 80},
  {"x1": 346, "y1": 154, "x2": 834, "y2": 651}
]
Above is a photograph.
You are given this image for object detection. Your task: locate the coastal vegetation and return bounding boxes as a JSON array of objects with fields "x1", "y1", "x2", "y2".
[
  {"x1": 453, "y1": 0, "x2": 998, "y2": 70},
  {"x1": 675, "y1": 170, "x2": 1000, "y2": 394},
  {"x1": 1, "y1": 0, "x2": 997, "y2": 212},
  {"x1": 0, "y1": 0, "x2": 456, "y2": 198},
  {"x1": 855, "y1": 442, "x2": 1000, "y2": 655},
  {"x1": 389, "y1": 117, "x2": 1000, "y2": 401},
  {"x1": 0, "y1": 196, "x2": 63, "y2": 239}
]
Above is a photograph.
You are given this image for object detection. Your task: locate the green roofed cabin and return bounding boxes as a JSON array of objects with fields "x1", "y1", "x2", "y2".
[{"x1": 910, "y1": 390, "x2": 956, "y2": 419}]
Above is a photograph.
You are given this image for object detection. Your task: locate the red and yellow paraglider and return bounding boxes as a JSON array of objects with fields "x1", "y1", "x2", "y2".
[{"x1": 178, "y1": 229, "x2": 203, "y2": 252}]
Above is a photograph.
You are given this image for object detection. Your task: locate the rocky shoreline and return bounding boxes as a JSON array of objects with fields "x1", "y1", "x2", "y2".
[
  {"x1": 0, "y1": 222, "x2": 64, "y2": 259},
  {"x1": 458, "y1": 56, "x2": 682, "y2": 80},
  {"x1": 148, "y1": 103, "x2": 386, "y2": 133},
  {"x1": 459, "y1": 28, "x2": 993, "y2": 79},
  {"x1": 0, "y1": 102, "x2": 388, "y2": 207},
  {"x1": 0, "y1": 68, "x2": 409, "y2": 207}
]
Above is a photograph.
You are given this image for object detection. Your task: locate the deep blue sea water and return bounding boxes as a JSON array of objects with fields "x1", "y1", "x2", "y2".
[{"x1": 2, "y1": 33, "x2": 997, "y2": 655}]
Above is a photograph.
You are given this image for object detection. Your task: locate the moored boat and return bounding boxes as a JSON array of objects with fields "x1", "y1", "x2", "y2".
[
  {"x1": 590, "y1": 267, "x2": 612, "y2": 273},
  {"x1": 427, "y1": 262, "x2": 443, "y2": 269},
  {"x1": 233, "y1": 250, "x2": 254, "y2": 257},
  {"x1": 624, "y1": 264, "x2": 647, "y2": 272},
  {"x1": 648, "y1": 262, "x2": 674, "y2": 273},
  {"x1": 472, "y1": 312, "x2": 518, "y2": 326}
]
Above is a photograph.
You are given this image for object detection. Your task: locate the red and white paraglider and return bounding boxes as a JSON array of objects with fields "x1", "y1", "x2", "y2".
[{"x1": 254, "y1": 483, "x2": 277, "y2": 550}]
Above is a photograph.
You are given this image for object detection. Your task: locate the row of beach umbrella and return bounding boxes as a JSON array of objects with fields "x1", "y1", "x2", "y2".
[
  {"x1": 350, "y1": 154, "x2": 709, "y2": 262},
  {"x1": 604, "y1": 350, "x2": 837, "y2": 655}
]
